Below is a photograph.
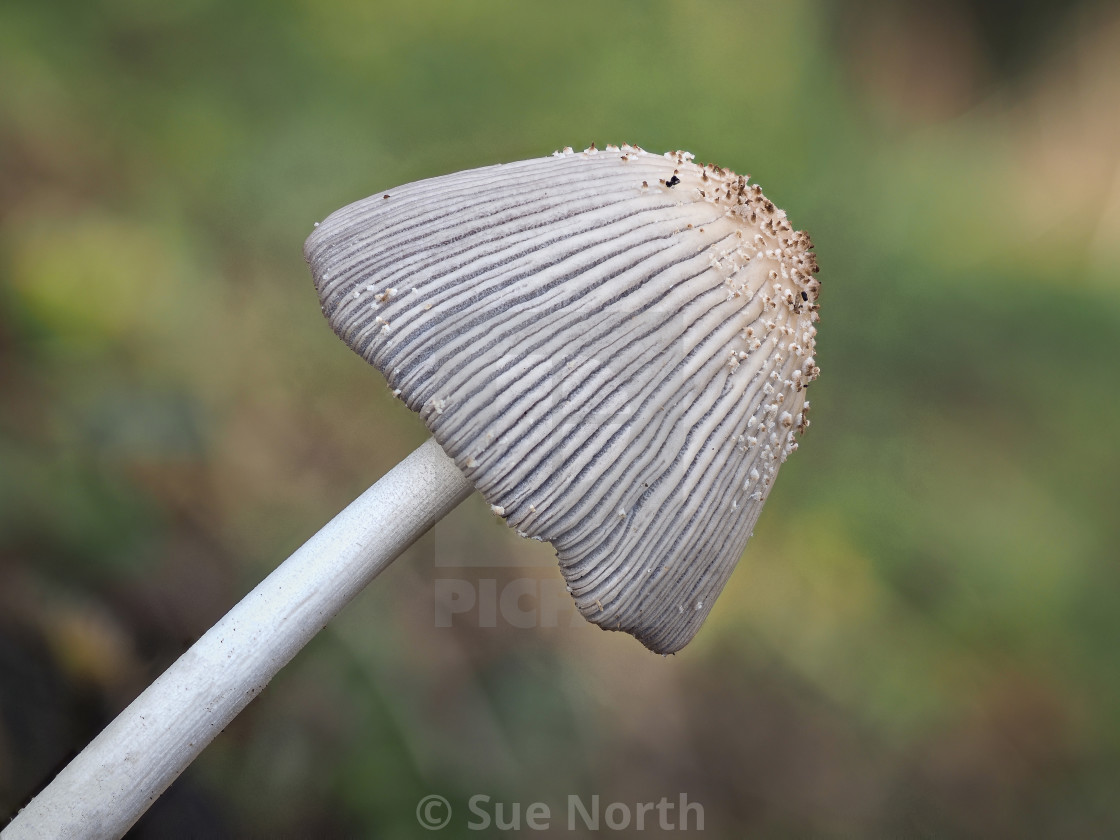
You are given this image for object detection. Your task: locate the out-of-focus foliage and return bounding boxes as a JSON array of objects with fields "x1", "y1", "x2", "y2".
[{"x1": 2, "y1": 0, "x2": 1119, "y2": 837}]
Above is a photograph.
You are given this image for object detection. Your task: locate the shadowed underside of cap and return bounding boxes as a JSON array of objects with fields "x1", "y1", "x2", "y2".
[{"x1": 305, "y1": 144, "x2": 820, "y2": 653}]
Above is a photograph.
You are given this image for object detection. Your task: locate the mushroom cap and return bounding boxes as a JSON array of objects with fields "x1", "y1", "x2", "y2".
[{"x1": 305, "y1": 145, "x2": 820, "y2": 653}]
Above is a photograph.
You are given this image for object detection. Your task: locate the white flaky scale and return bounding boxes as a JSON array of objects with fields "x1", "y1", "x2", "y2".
[{"x1": 306, "y1": 144, "x2": 821, "y2": 653}]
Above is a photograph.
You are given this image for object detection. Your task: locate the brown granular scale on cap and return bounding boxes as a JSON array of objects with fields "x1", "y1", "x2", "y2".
[
  {"x1": 646, "y1": 150, "x2": 822, "y2": 479},
  {"x1": 669, "y1": 153, "x2": 821, "y2": 311}
]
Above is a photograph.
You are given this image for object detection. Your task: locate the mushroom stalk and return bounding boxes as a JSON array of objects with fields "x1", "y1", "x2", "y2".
[{"x1": 3, "y1": 438, "x2": 471, "y2": 840}]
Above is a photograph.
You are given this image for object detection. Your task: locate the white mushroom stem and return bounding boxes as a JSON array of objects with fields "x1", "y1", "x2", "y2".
[{"x1": 3, "y1": 438, "x2": 471, "y2": 840}]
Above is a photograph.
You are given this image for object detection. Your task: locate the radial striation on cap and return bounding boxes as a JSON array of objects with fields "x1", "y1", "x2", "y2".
[{"x1": 305, "y1": 144, "x2": 820, "y2": 653}]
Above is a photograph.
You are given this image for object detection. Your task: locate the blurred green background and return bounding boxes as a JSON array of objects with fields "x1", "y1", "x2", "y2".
[{"x1": 2, "y1": 0, "x2": 1119, "y2": 836}]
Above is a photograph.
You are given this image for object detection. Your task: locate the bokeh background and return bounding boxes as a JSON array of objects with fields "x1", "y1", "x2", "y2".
[{"x1": 2, "y1": 0, "x2": 1119, "y2": 837}]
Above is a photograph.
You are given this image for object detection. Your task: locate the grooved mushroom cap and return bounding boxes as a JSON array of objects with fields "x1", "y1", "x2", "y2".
[{"x1": 305, "y1": 144, "x2": 820, "y2": 653}]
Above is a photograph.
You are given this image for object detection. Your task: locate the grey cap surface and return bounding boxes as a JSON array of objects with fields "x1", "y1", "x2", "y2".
[{"x1": 306, "y1": 144, "x2": 820, "y2": 653}]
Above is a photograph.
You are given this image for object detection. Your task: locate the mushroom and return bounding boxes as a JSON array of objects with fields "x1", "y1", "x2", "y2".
[
  {"x1": 5, "y1": 145, "x2": 819, "y2": 838},
  {"x1": 306, "y1": 143, "x2": 820, "y2": 653}
]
